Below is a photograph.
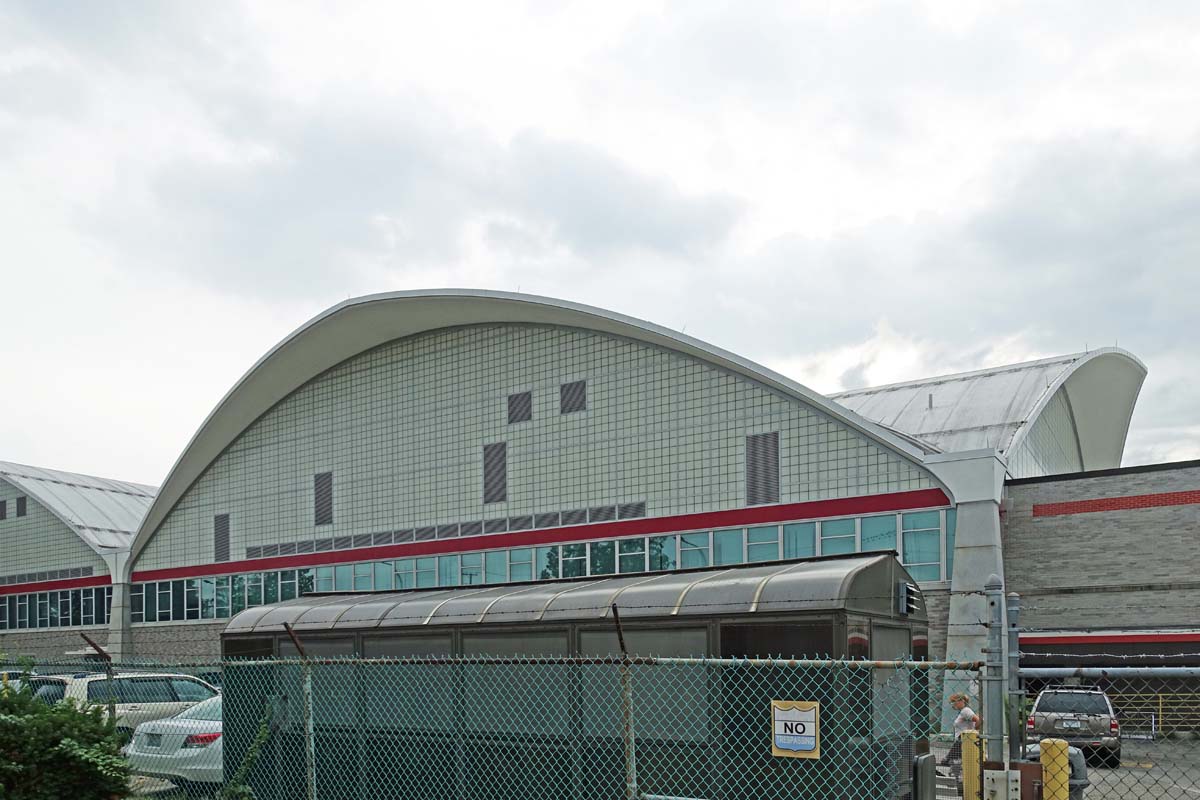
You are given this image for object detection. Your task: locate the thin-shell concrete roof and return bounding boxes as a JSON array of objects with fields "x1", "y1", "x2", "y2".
[
  {"x1": 0, "y1": 460, "x2": 156, "y2": 554},
  {"x1": 830, "y1": 349, "x2": 1146, "y2": 470},
  {"x1": 222, "y1": 554, "x2": 923, "y2": 634}
]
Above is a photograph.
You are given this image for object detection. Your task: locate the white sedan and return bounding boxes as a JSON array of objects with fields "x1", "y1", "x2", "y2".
[{"x1": 125, "y1": 694, "x2": 223, "y2": 796}]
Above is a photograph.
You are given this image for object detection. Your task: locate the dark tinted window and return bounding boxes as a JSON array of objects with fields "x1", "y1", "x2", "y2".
[
  {"x1": 483, "y1": 443, "x2": 507, "y2": 504},
  {"x1": 15, "y1": 497, "x2": 26, "y2": 517},
  {"x1": 560, "y1": 380, "x2": 586, "y2": 414},
  {"x1": 507, "y1": 391, "x2": 532, "y2": 423},
  {"x1": 1036, "y1": 692, "x2": 1110, "y2": 715},
  {"x1": 0, "y1": 500, "x2": 6, "y2": 520},
  {"x1": 31, "y1": 679, "x2": 66, "y2": 704},
  {"x1": 721, "y1": 623, "x2": 834, "y2": 659},
  {"x1": 121, "y1": 678, "x2": 176, "y2": 703},
  {"x1": 171, "y1": 678, "x2": 216, "y2": 702},
  {"x1": 314, "y1": 472, "x2": 334, "y2": 526},
  {"x1": 87, "y1": 679, "x2": 121, "y2": 703},
  {"x1": 177, "y1": 695, "x2": 222, "y2": 721}
]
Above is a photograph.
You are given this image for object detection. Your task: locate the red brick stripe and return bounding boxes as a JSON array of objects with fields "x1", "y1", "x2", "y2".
[{"x1": 1032, "y1": 489, "x2": 1200, "y2": 518}]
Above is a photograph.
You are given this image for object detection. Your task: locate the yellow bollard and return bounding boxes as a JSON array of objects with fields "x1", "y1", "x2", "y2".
[
  {"x1": 961, "y1": 730, "x2": 981, "y2": 800},
  {"x1": 1040, "y1": 737, "x2": 1071, "y2": 800}
]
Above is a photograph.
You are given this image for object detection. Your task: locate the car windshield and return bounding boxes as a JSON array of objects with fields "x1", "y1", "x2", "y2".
[
  {"x1": 175, "y1": 695, "x2": 222, "y2": 721},
  {"x1": 1037, "y1": 692, "x2": 1109, "y2": 715}
]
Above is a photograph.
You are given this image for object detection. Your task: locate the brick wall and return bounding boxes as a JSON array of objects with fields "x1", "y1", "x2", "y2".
[
  {"x1": 923, "y1": 586, "x2": 950, "y2": 660},
  {"x1": 132, "y1": 623, "x2": 225, "y2": 661},
  {"x1": 1003, "y1": 461, "x2": 1200, "y2": 632}
]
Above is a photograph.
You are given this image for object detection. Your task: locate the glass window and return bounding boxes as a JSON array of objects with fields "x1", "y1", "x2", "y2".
[
  {"x1": 47, "y1": 592, "x2": 58, "y2": 627},
  {"x1": 562, "y1": 543, "x2": 587, "y2": 578},
  {"x1": 590, "y1": 541, "x2": 616, "y2": 575},
  {"x1": 177, "y1": 695, "x2": 222, "y2": 721},
  {"x1": 746, "y1": 526, "x2": 780, "y2": 562},
  {"x1": 70, "y1": 590, "x2": 82, "y2": 627},
  {"x1": 316, "y1": 566, "x2": 334, "y2": 593},
  {"x1": 536, "y1": 546, "x2": 559, "y2": 580},
  {"x1": 713, "y1": 529, "x2": 744, "y2": 565},
  {"x1": 157, "y1": 582, "x2": 172, "y2": 621},
  {"x1": 200, "y1": 578, "x2": 217, "y2": 618},
  {"x1": 264, "y1": 573, "x2": 280, "y2": 605},
  {"x1": 617, "y1": 538, "x2": 645, "y2": 573},
  {"x1": 171, "y1": 580, "x2": 187, "y2": 621},
  {"x1": 680, "y1": 532, "x2": 710, "y2": 568},
  {"x1": 860, "y1": 515, "x2": 897, "y2": 552},
  {"x1": 415, "y1": 557, "x2": 437, "y2": 588},
  {"x1": 334, "y1": 565, "x2": 352, "y2": 592},
  {"x1": 298, "y1": 569, "x2": 315, "y2": 596},
  {"x1": 279, "y1": 571, "x2": 297, "y2": 602},
  {"x1": 902, "y1": 510, "x2": 943, "y2": 582},
  {"x1": 124, "y1": 678, "x2": 176, "y2": 704},
  {"x1": 820, "y1": 518, "x2": 856, "y2": 555},
  {"x1": 485, "y1": 551, "x2": 507, "y2": 584},
  {"x1": 508, "y1": 549, "x2": 533, "y2": 582},
  {"x1": 215, "y1": 577, "x2": 230, "y2": 618},
  {"x1": 373, "y1": 562, "x2": 393, "y2": 591},
  {"x1": 461, "y1": 553, "x2": 483, "y2": 585},
  {"x1": 184, "y1": 579, "x2": 200, "y2": 620},
  {"x1": 171, "y1": 678, "x2": 216, "y2": 702},
  {"x1": 783, "y1": 522, "x2": 815, "y2": 559},
  {"x1": 649, "y1": 536, "x2": 676, "y2": 571},
  {"x1": 245, "y1": 574, "x2": 263, "y2": 607},
  {"x1": 353, "y1": 563, "x2": 373, "y2": 591},
  {"x1": 394, "y1": 559, "x2": 415, "y2": 589},
  {"x1": 231, "y1": 575, "x2": 246, "y2": 615},
  {"x1": 903, "y1": 510, "x2": 941, "y2": 531},
  {"x1": 945, "y1": 509, "x2": 956, "y2": 580},
  {"x1": 438, "y1": 555, "x2": 460, "y2": 586}
]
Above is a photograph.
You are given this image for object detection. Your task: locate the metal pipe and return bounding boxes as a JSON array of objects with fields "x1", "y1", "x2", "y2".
[
  {"x1": 613, "y1": 604, "x2": 639, "y2": 800},
  {"x1": 283, "y1": 623, "x2": 317, "y2": 800},
  {"x1": 1007, "y1": 592, "x2": 1022, "y2": 764},
  {"x1": 1019, "y1": 667, "x2": 1200, "y2": 678},
  {"x1": 984, "y1": 575, "x2": 1005, "y2": 764}
]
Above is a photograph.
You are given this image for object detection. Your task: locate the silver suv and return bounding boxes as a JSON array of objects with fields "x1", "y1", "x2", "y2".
[
  {"x1": 1027, "y1": 688, "x2": 1121, "y2": 768},
  {"x1": 26, "y1": 672, "x2": 218, "y2": 742}
]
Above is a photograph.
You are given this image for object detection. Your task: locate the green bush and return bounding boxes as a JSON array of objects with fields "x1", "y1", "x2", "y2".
[{"x1": 0, "y1": 674, "x2": 129, "y2": 800}]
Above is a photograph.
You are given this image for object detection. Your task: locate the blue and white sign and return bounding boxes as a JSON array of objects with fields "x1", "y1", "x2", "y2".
[{"x1": 770, "y1": 700, "x2": 820, "y2": 759}]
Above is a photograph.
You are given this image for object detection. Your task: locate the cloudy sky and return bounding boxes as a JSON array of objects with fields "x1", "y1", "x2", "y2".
[{"x1": 2, "y1": 1, "x2": 1198, "y2": 486}]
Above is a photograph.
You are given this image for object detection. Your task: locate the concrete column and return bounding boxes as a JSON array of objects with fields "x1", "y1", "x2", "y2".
[{"x1": 106, "y1": 581, "x2": 134, "y2": 662}]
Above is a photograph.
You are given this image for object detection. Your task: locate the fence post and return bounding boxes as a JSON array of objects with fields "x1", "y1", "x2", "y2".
[
  {"x1": 1039, "y1": 738, "x2": 1070, "y2": 800},
  {"x1": 284, "y1": 623, "x2": 317, "y2": 800},
  {"x1": 1006, "y1": 592, "x2": 1022, "y2": 764},
  {"x1": 962, "y1": 729, "x2": 982, "y2": 800},
  {"x1": 984, "y1": 574, "x2": 1005, "y2": 764},
  {"x1": 611, "y1": 604, "x2": 639, "y2": 800},
  {"x1": 79, "y1": 632, "x2": 116, "y2": 727}
]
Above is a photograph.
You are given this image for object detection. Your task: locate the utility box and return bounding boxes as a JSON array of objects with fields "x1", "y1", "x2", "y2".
[{"x1": 983, "y1": 769, "x2": 1020, "y2": 799}]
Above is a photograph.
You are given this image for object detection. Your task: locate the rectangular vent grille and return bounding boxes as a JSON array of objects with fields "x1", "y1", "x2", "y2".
[
  {"x1": 296, "y1": 539, "x2": 315, "y2": 554},
  {"x1": 618, "y1": 501, "x2": 646, "y2": 519},
  {"x1": 535, "y1": 512, "x2": 560, "y2": 529},
  {"x1": 561, "y1": 508, "x2": 587, "y2": 526},
  {"x1": 314, "y1": 538, "x2": 334, "y2": 552},
  {"x1": 560, "y1": 380, "x2": 587, "y2": 414},
  {"x1": 333, "y1": 536, "x2": 353, "y2": 550},
  {"x1": 353, "y1": 533, "x2": 374, "y2": 548},
  {"x1": 394, "y1": 529, "x2": 415, "y2": 543},
  {"x1": 746, "y1": 431, "x2": 781, "y2": 505},
  {"x1": 484, "y1": 518, "x2": 508, "y2": 534},
  {"x1": 460, "y1": 521, "x2": 483, "y2": 537},
  {"x1": 278, "y1": 542, "x2": 297, "y2": 555},
  {"x1": 507, "y1": 391, "x2": 532, "y2": 424},
  {"x1": 0, "y1": 500, "x2": 6, "y2": 520},
  {"x1": 245, "y1": 545, "x2": 263, "y2": 559},
  {"x1": 261, "y1": 544, "x2": 280, "y2": 558},
  {"x1": 507, "y1": 515, "x2": 533, "y2": 531},
  {"x1": 213, "y1": 514, "x2": 230, "y2": 563},
  {"x1": 372, "y1": 531, "x2": 394, "y2": 546},
  {"x1": 437, "y1": 524, "x2": 460, "y2": 539},
  {"x1": 414, "y1": 526, "x2": 437, "y2": 541},
  {"x1": 15, "y1": 496, "x2": 26, "y2": 517},
  {"x1": 483, "y1": 442, "x2": 507, "y2": 504},
  {"x1": 314, "y1": 472, "x2": 334, "y2": 526},
  {"x1": 588, "y1": 505, "x2": 616, "y2": 523}
]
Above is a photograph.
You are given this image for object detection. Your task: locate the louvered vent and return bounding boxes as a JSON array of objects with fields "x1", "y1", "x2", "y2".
[
  {"x1": 353, "y1": 533, "x2": 373, "y2": 548},
  {"x1": 618, "y1": 501, "x2": 646, "y2": 519},
  {"x1": 262, "y1": 544, "x2": 280, "y2": 557},
  {"x1": 394, "y1": 529, "x2": 415, "y2": 543},
  {"x1": 296, "y1": 540, "x2": 315, "y2": 554},
  {"x1": 746, "y1": 431, "x2": 781, "y2": 505},
  {"x1": 483, "y1": 442, "x2": 507, "y2": 504},
  {"x1": 415, "y1": 526, "x2": 437, "y2": 541},
  {"x1": 333, "y1": 535, "x2": 353, "y2": 550},
  {"x1": 460, "y1": 521, "x2": 483, "y2": 537},
  {"x1": 507, "y1": 391, "x2": 533, "y2": 424},
  {"x1": 373, "y1": 531, "x2": 394, "y2": 546},
  {"x1": 535, "y1": 512, "x2": 560, "y2": 529},
  {"x1": 214, "y1": 514, "x2": 231, "y2": 563},
  {"x1": 508, "y1": 515, "x2": 533, "y2": 531},
  {"x1": 314, "y1": 472, "x2": 334, "y2": 526},
  {"x1": 278, "y1": 542, "x2": 297, "y2": 555},
  {"x1": 589, "y1": 505, "x2": 616, "y2": 523},
  {"x1": 560, "y1": 380, "x2": 587, "y2": 414},
  {"x1": 314, "y1": 538, "x2": 333, "y2": 552},
  {"x1": 245, "y1": 545, "x2": 262, "y2": 559},
  {"x1": 484, "y1": 518, "x2": 508, "y2": 534},
  {"x1": 437, "y1": 524, "x2": 460, "y2": 539},
  {"x1": 561, "y1": 508, "x2": 587, "y2": 526}
]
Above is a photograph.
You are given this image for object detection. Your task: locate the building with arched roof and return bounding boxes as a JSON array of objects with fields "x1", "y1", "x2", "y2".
[{"x1": 2, "y1": 290, "x2": 1169, "y2": 663}]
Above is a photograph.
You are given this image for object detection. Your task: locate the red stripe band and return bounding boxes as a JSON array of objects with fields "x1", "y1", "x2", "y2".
[
  {"x1": 1033, "y1": 490, "x2": 1200, "y2": 518},
  {"x1": 1021, "y1": 633, "x2": 1200, "y2": 645},
  {"x1": 0, "y1": 575, "x2": 111, "y2": 597},
  {"x1": 132, "y1": 488, "x2": 949, "y2": 583}
]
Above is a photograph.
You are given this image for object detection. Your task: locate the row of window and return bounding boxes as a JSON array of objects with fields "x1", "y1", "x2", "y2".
[
  {"x1": 0, "y1": 495, "x2": 28, "y2": 521},
  {"x1": 0, "y1": 586, "x2": 113, "y2": 630},
  {"x1": 135, "y1": 508, "x2": 955, "y2": 625}
]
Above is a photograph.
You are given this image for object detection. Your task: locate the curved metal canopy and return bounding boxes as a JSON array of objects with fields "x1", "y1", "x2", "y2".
[
  {"x1": 222, "y1": 554, "x2": 923, "y2": 635},
  {"x1": 130, "y1": 290, "x2": 938, "y2": 575},
  {"x1": 0, "y1": 460, "x2": 156, "y2": 555},
  {"x1": 831, "y1": 349, "x2": 1146, "y2": 470}
]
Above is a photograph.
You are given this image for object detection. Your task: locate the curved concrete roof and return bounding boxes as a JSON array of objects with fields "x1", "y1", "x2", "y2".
[
  {"x1": 831, "y1": 349, "x2": 1146, "y2": 471},
  {"x1": 0, "y1": 460, "x2": 156, "y2": 556},
  {"x1": 222, "y1": 554, "x2": 922, "y2": 634},
  {"x1": 128, "y1": 290, "x2": 940, "y2": 576}
]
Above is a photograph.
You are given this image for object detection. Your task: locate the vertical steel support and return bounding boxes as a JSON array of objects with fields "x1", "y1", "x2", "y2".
[
  {"x1": 284, "y1": 623, "x2": 317, "y2": 800},
  {"x1": 612, "y1": 604, "x2": 639, "y2": 800},
  {"x1": 984, "y1": 574, "x2": 1005, "y2": 764},
  {"x1": 1006, "y1": 593, "x2": 1022, "y2": 764}
]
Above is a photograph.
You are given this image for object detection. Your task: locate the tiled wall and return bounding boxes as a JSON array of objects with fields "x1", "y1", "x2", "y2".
[
  {"x1": 0, "y1": 478, "x2": 107, "y2": 578},
  {"x1": 137, "y1": 324, "x2": 934, "y2": 571}
]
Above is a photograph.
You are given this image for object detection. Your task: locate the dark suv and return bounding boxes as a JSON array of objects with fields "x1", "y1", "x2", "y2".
[{"x1": 1027, "y1": 688, "x2": 1121, "y2": 768}]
